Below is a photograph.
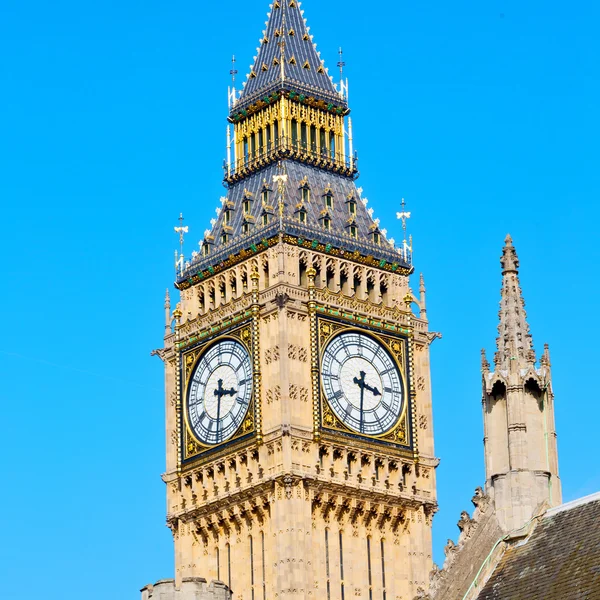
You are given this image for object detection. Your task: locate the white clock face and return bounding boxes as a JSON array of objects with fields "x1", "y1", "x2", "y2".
[
  {"x1": 187, "y1": 339, "x2": 253, "y2": 446},
  {"x1": 321, "y1": 331, "x2": 404, "y2": 436}
]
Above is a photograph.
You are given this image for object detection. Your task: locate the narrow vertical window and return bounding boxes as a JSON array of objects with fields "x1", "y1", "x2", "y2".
[
  {"x1": 244, "y1": 138, "x2": 249, "y2": 162},
  {"x1": 274, "y1": 121, "x2": 279, "y2": 144},
  {"x1": 261, "y1": 531, "x2": 267, "y2": 600},
  {"x1": 325, "y1": 529, "x2": 331, "y2": 600},
  {"x1": 250, "y1": 536, "x2": 255, "y2": 600},
  {"x1": 251, "y1": 133, "x2": 257, "y2": 157},
  {"x1": 339, "y1": 531, "x2": 345, "y2": 600},
  {"x1": 291, "y1": 119, "x2": 298, "y2": 146},
  {"x1": 216, "y1": 547, "x2": 220, "y2": 582},
  {"x1": 301, "y1": 122, "x2": 308, "y2": 148},
  {"x1": 381, "y1": 539, "x2": 387, "y2": 600},
  {"x1": 367, "y1": 538, "x2": 373, "y2": 600},
  {"x1": 329, "y1": 132, "x2": 335, "y2": 157},
  {"x1": 310, "y1": 124, "x2": 317, "y2": 151},
  {"x1": 266, "y1": 126, "x2": 272, "y2": 149},
  {"x1": 320, "y1": 128, "x2": 326, "y2": 154},
  {"x1": 258, "y1": 129, "x2": 264, "y2": 154}
]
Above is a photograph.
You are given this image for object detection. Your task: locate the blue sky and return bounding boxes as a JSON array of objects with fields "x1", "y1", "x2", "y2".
[{"x1": 0, "y1": 1, "x2": 598, "y2": 598}]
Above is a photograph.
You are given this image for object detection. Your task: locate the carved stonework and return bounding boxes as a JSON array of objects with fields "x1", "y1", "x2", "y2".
[
  {"x1": 288, "y1": 344, "x2": 308, "y2": 362},
  {"x1": 289, "y1": 384, "x2": 309, "y2": 403},
  {"x1": 264, "y1": 345, "x2": 280, "y2": 365},
  {"x1": 266, "y1": 386, "x2": 281, "y2": 405}
]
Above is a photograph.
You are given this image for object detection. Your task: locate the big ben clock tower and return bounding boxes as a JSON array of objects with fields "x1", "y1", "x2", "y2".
[{"x1": 150, "y1": 2, "x2": 438, "y2": 599}]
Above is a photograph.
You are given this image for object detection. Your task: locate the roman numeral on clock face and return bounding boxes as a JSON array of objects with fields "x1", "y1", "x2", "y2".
[{"x1": 321, "y1": 331, "x2": 404, "y2": 438}]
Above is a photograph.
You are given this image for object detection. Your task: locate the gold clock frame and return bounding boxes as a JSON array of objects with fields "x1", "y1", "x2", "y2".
[
  {"x1": 179, "y1": 321, "x2": 257, "y2": 464},
  {"x1": 316, "y1": 318, "x2": 413, "y2": 449}
]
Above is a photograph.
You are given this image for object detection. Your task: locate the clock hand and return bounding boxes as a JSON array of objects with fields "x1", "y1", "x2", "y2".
[
  {"x1": 363, "y1": 381, "x2": 381, "y2": 397},
  {"x1": 214, "y1": 379, "x2": 239, "y2": 443},
  {"x1": 353, "y1": 371, "x2": 368, "y2": 434}
]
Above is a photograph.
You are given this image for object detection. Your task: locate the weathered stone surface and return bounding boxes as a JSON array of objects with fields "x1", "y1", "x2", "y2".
[{"x1": 141, "y1": 579, "x2": 231, "y2": 600}]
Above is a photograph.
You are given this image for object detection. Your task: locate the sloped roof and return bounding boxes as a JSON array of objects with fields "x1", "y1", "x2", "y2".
[
  {"x1": 475, "y1": 492, "x2": 600, "y2": 600},
  {"x1": 235, "y1": 0, "x2": 343, "y2": 111},
  {"x1": 178, "y1": 159, "x2": 407, "y2": 283}
]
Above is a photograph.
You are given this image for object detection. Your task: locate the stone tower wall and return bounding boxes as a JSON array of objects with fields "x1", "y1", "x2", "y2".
[{"x1": 141, "y1": 579, "x2": 231, "y2": 600}]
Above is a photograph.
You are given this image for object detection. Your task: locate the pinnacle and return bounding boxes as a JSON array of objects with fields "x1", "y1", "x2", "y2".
[
  {"x1": 500, "y1": 233, "x2": 519, "y2": 274},
  {"x1": 494, "y1": 235, "x2": 534, "y2": 370}
]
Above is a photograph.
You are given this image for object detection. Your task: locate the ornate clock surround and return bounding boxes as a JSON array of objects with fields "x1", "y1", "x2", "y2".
[
  {"x1": 316, "y1": 316, "x2": 416, "y2": 453},
  {"x1": 179, "y1": 320, "x2": 259, "y2": 466}
]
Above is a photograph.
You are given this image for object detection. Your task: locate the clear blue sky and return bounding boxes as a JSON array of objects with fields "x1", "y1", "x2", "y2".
[{"x1": 1, "y1": 1, "x2": 598, "y2": 598}]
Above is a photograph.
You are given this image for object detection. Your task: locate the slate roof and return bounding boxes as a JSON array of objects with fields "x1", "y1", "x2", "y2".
[
  {"x1": 178, "y1": 159, "x2": 407, "y2": 282},
  {"x1": 475, "y1": 492, "x2": 600, "y2": 600},
  {"x1": 234, "y1": 0, "x2": 344, "y2": 113}
]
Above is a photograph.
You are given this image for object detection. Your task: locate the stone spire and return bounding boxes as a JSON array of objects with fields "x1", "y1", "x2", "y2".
[
  {"x1": 494, "y1": 235, "x2": 535, "y2": 370},
  {"x1": 482, "y1": 235, "x2": 562, "y2": 533}
]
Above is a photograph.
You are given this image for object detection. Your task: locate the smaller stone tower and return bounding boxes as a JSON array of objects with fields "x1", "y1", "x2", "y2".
[{"x1": 481, "y1": 235, "x2": 561, "y2": 533}]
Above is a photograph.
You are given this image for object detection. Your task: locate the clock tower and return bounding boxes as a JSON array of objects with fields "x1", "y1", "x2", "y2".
[{"x1": 154, "y1": 2, "x2": 438, "y2": 599}]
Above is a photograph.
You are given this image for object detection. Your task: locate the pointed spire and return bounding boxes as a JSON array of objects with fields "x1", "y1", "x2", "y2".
[
  {"x1": 419, "y1": 273, "x2": 427, "y2": 319},
  {"x1": 234, "y1": 0, "x2": 343, "y2": 112},
  {"x1": 481, "y1": 349, "x2": 490, "y2": 374},
  {"x1": 495, "y1": 235, "x2": 534, "y2": 370},
  {"x1": 541, "y1": 343, "x2": 551, "y2": 368},
  {"x1": 164, "y1": 289, "x2": 172, "y2": 334}
]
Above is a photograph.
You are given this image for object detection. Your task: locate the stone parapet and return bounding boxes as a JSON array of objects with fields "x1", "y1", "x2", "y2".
[{"x1": 141, "y1": 579, "x2": 231, "y2": 600}]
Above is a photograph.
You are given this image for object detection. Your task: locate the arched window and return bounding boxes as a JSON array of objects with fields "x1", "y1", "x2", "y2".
[
  {"x1": 291, "y1": 119, "x2": 298, "y2": 146},
  {"x1": 258, "y1": 129, "x2": 264, "y2": 155},
  {"x1": 301, "y1": 122, "x2": 308, "y2": 148}
]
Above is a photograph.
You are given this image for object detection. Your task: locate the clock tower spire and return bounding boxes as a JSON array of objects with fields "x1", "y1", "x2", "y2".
[{"x1": 149, "y1": 2, "x2": 438, "y2": 599}]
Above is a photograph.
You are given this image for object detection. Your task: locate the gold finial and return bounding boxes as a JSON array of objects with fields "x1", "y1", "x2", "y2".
[
  {"x1": 403, "y1": 292, "x2": 413, "y2": 307},
  {"x1": 307, "y1": 267, "x2": 317, "y2": 288},
  {"x1": 250, "y1": 267, "x2": 260, "y2": 282},
  {"x1": 173, "y1": 306, "x2": 183, "y2": 326}
]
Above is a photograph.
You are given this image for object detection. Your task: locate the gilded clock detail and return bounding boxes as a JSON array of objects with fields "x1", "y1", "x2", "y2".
[
  {"x1": 321, "y1": 331, "x2": 404, "y2": 436},
  {"x1": 186, "y1": 338, "x2": 253, "y2": 446}
]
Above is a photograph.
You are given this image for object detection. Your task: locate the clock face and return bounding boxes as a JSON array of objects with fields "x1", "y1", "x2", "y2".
[
  {"x1": 321, "y1": 331, "x2": 404, "y2": 436},
  {"x1": 187, "y1": 339, "x2": 253, "y2": 446}
]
